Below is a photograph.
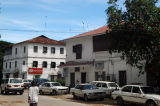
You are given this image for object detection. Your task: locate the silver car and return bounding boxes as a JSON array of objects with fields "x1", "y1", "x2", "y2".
[
  {"x1": 70, "y1": 84, "x2": 106, "y2": 101},
  {"x1": 39, "y1": 82, "x2": 68, "y2": 95}
]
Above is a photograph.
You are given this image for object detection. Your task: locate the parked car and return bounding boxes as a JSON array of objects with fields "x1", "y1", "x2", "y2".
[
  {"x1": 91, "y1": 81, "x2": 120, "y2": 97},
  {"x1": 0, "y1": 78, "x2": 24, "y2": 95},
  {"x1": 39, "y1": 82, "x2": 68, "y2": 95},
  {"x1": 70, "y1": 84, "x2": 106, "y2": 101},
  {"x1": 112, "y1": 85, "x2": 160, "y2": 106},
  {"x1": 23, "y1": 79, "x2": 32, "y2": 89},
  {"x1": 33, "y1": 78, "x2": 48, "y2": 86}
]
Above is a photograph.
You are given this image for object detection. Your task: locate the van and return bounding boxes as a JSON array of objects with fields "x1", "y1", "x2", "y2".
[
  {"x1": 33, "y1": 78, "x2": 48, "y2": 86},
  {"x1": 1, "y1": 78, "x2": 24, "y2": 95},
  {"x1": 91, "y1": 81, "x2": 120, "y2": 97}
]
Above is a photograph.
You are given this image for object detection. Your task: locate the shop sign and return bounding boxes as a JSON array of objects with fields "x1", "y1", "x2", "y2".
[{"x1": 28, "y1": 68, "x2": 43, "y2": 74}]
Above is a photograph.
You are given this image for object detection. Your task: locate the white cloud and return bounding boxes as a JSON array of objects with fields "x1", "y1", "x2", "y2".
[
  {"x1": 40, "y1": 0, "x2": 65, "y2": 4},
  {"x1": 35, "y1": 4, "x2": 67, "y2": 13},
  {"x1": 41, "y1": 0, "x2": 107, "y2": 4},
  {"x1": 7, "y1": 19, "x2": 42, "y2": 31},
  {"x1": 1, "y1": 0, "x2": 24, "y2": 5}
]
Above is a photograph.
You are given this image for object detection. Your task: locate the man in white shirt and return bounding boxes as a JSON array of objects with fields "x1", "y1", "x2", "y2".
[{"x1": 28, "y1": 81, "x2": 39, "y2": 106}]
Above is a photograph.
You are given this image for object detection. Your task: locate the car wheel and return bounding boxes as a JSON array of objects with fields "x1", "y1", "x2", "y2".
[
  {"x1": 100, "y1": 98, "x2": 104, "y2": 101},
  {"x1": 4, "y1": 89, "x2": 9, "y2": 95},
  {"x1": 72, "y1": 93, "x2": 77, "y2": 99},
  {"x1": 147, "y1": 101, "x2": 156, "y2": 106},
  {"x1": 52, "y1": 90, "x2": 57, "y2": 95},
  {"x1": 84, "y1": 94, "x2": 88, "y2": 102},
  {"x1": 19, "y1": 92, "x2": 23, "y2": 95},
  {"x1": 39, "y1": 90, "x2": 43, "y2": 95},
  {"x1": 116, "y1": 97, "x2": 124, "y2": 106},
  {"x1": 1, "y1": 90, "x2": 4, "y2": 94}
]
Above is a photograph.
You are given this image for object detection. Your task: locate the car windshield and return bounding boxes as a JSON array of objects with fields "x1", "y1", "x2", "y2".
[
  {"x1": 51, "y1": 83, "x2": 61, "y2": 86},
  {"x1": 82, "y1": 85, "x2": 97, "y2": 90},
  {"x1": 141, "y1": 87, "x2": 155, "y2": 94},
  {"x1": 108, "y1": 83, "x2": 118, "y2": 87},
  {"x1": 28, "y1": 80, "x2": 32, "y2": 82},
  {"x1": 23, "y1": 80, "x2": 27, "y2": 82},
  {"x1": 10, "y1": 79, "x2": 22, "y2": 83}
]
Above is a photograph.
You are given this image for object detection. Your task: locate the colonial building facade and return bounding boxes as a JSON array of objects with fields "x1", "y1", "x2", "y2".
[
  {"x1": 60, "y1": 26, "x2": 146, "y2": 87},
  {"x1": 3, "y1": 35, "x2": 66, "y2": 80}
]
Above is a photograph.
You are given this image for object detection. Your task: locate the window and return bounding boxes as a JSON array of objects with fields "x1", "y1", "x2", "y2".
[
  {"x1": 43, "y1": 47, "x2": 48, "y2": 53},
  {"x1": 9, "y1": 62, "x2": 11, "y2": 68},
  {"x1": 46, "y1": 83, "x2": 50, "y2": 87},
  {"x1": 93, "y1": 34, "x2": 113, "y2": 52},
  {"x1": 33, "y1": 61, "x2": 38, "y2": 67},
  {"x1": 34, "y1": 46, "x2": 38, "y2": 52},
  {"x1": 42, "y1": 61, "x2": 47, "y2": 68},
  {"x1": 75, "y1": 67, "x2": 80, "y2": 72},
  {"x1": 60, "y1": 48, "x2": 64, "y2": 54},
  {"x1": 23, "y1": 61, "x2": 25, "y2": 65},
  {"x1": 73, "y1": 44, "x2": 82, "y2": 59},
  {"x1": 96, "y1": 83, "x2": 101, "y2": 87},
  {"x1": 24, "y1": 46, "x2": 26, "y2": 53},
  {"x1": 15, "y1": 61, "x2": 17, "y2": 68},
  {"x1": 6, "y1": 63, "x2": 7, "y2": 69},
  {"x1": 51, "y1": 62, "x2": 56, "y2": 68},
  {"x1": 102, "y1": 83, "x2": 107, "y2": 87},
  {"x1": 51, "y1": 47, "x2": 55, "y2": 54},
  {"x1": 132, "y1": 87, "x2": 141, "y2": 93},
  {"x1": 122, "y1": 86, "x2": 132, "y2": 92},
  {"x1": 60, "y1": 62, "x2": 64, "y2": 65},
  {"x1": 15, "y1": 48, "x2": 17, "y2": 55}
]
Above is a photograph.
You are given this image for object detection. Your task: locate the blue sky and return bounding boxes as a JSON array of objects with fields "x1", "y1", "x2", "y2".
[{"x1": 0, "y1": 0, "x2": 109, "y2": 43}]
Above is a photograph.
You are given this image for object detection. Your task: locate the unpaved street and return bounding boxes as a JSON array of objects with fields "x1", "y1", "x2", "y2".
[{"x1": 0, "y1": 91, "x2": 117, "y2": 106}]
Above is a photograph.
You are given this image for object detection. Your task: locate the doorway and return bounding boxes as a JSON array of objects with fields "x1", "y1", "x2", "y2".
[
  {"x1": 70, "y1": 73, "x2": 75, "y2": 87},
  {"x1": 119, "y1": 71, "x2": 127, "y2": 87},
  {"x1": 81, "y1": 72, "x2": 86, "y2": 83}
]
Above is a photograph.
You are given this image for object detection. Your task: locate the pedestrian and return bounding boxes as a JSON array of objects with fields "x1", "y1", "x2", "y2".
[
  {"x1": 76, "y1": 80, "x2": 79, "y2": 85},
  {"x1": 28, "y1": 81, "x2": 39, "y2": 106}
]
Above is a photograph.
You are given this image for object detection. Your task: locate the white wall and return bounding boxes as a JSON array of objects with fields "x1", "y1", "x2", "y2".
[
  {"x1": 28, "y1": 43, "x2": 66, "y2": 59},
  {"x1": 3, "y1": 43, "x2": 66, "y2": 80},
  {"x1": 66, "y1": 36, "x2": 93, "y2": 62},
  {"x1": 64, "y1": 35, "x2": 147, "y2": 86}
]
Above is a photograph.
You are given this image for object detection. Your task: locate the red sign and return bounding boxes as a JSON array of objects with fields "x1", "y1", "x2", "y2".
[{"x1": 28, "y1": 68, "x2": 43, "y2": 74}]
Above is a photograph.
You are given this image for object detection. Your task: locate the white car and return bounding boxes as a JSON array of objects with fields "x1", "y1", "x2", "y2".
[
  {"x1": 91, "y1": 81, "x2": 120, "y2": 97},
  {"x1": 39, "y1": 82, "x2": 68, "y2": 95},
  {"x1": 70, "y1": 84, "x2": 106, "y2": 101},
  {"x1": 1, "y1": 78, "x2": 24, "y2": 95},
  {"x1": 112, "y1": 85, "x2": 160, "y2": 106}
]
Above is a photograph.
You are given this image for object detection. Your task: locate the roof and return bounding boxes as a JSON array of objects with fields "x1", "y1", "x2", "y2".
[
  {"x1": 15, "y1": 35, "x2": 65, "y2": 46},
  {"x1": 67, "y1": 26, "x2": 109, "y2": 40}
]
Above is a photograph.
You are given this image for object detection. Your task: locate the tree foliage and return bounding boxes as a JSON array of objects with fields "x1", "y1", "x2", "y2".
[
  {"x1": 0, "y1": 41, "x2": 12, "y2": 83},
  {"x1": 106, "y1": 0, "x2": 160, "y2": 70}
]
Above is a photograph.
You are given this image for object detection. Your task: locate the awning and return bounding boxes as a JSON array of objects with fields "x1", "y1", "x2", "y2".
[
  {"x1": 49, "y1": 71, "x2": 57, "y2": 75},
  {"x1": 58, "y1": 61, "x2": 94, "y2": 68}
]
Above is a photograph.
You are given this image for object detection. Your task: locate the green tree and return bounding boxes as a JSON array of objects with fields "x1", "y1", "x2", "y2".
[
  {"x1": 106, "y1": 0, "x2": 160, "y2": 72},
  {"x1": 0, "y1": 41, "x2": 12, "y2": 83}
]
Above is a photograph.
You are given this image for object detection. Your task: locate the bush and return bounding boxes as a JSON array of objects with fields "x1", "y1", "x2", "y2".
[{"x1": 52, "y1": 79, "x2": 65, "y2": 86}]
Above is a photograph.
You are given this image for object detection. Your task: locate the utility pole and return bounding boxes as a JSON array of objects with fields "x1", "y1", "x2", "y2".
[
  {"x1": 82, "y1": 21, "x2": 85, "y2": 32},
  {"x1": 44, "y1": 16, "x2": 47, "y2": 35}
]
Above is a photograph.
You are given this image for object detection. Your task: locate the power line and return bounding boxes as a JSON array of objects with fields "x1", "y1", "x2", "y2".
[{"x1": 0, "y1": 28, "x2": 86, "y2": 33}]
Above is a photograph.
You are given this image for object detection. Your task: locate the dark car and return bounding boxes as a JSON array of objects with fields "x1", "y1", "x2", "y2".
[
  {"x1": 33, "y1": 78, "x2": 48, "y2": 86},
  {"x1": 23, "y1": 79, "x2": 32, "y2": 89}
]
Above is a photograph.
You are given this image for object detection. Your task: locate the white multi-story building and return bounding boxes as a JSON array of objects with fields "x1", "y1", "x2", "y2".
[
  {"x1": 60, "y1": 26, "x2": 147, "y2": 87},
  {"x1": 3, "y1": 35, "x2": 66, "y2": 80}
]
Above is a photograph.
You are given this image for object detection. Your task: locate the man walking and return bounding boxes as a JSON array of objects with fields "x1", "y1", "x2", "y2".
[{"x1": 28, "y1": 81, "x2": 39, "y2": 106}]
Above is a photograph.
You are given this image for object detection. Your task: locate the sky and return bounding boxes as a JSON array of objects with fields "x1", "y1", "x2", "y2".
[{"x1": 0, "y1": 0, "x2": 109, "y2": 43}]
